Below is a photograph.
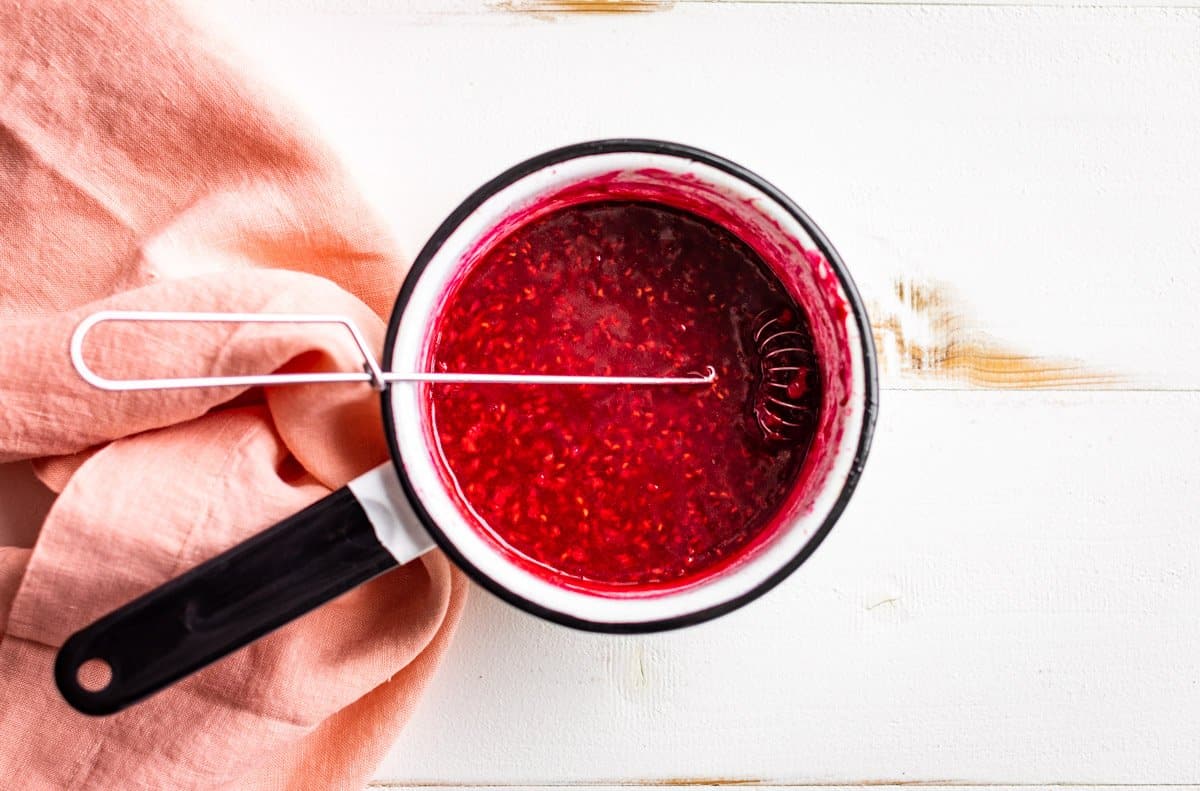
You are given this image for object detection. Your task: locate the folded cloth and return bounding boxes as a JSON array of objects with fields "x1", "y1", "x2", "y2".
[{"x1": 0, "y1": 1, "x2": 466, "y2": 788}]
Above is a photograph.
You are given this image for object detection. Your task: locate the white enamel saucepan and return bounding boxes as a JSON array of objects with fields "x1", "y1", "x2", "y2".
[{"x1": 55, "y1": 140, "x2": 878, "y2": 716}]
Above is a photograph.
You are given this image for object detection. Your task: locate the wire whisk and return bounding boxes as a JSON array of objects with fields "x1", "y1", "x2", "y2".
[{"x1": 752, "y1": 308, "x2": 818, "y2": 442}]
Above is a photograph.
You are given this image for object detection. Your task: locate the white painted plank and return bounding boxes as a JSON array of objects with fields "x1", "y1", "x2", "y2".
[
  {"x1": 376, "y1": 391, "x2": 1200, "y2": 785},
  {"x1": 244, "y1": 0, "x2": 1200, "y2": 16},
  {"x1": 164, "y1": 3, "x2": 1200, "y2": 786},
  {"x1": 372, "y1": 788, "x2": 1195, "y2": 791},
  {"x1": 190, "y1": 1, "x2": 1200, "y2": 390}
]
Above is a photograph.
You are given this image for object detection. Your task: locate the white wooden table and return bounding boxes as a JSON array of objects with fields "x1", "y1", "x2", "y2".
[{"x1": 189, "y1": 1, "x2": 1200, "y2": 787}]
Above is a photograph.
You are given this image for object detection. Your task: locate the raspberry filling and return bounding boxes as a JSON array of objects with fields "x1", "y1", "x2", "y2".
[{"x1": 427, "y1": 201, "x2": 820, "y2": 589}]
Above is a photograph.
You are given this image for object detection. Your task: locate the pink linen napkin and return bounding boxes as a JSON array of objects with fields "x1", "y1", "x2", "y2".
[{"x1": 0, "y1": 1, "x2": 467, "y2": 788}]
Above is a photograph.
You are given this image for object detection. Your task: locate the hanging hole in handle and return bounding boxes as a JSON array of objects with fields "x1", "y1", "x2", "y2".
[{"x1": 77, "y1": 658, "x2": 113, "y2": 692}]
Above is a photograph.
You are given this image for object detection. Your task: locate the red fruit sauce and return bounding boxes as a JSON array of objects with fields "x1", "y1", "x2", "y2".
[{"x1": 428, "y1": 202, "x2": 820, "y2": 590}]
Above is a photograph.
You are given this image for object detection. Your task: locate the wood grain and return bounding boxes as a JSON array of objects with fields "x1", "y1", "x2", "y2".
[
  {"x1": 494, "y1": 0, "x2": 674, "y2": 13},
  {"x1": 870, "y1": 278, "x2": 1120, "y2": 389}
]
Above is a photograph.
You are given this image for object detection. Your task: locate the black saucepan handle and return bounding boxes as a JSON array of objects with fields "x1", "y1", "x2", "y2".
[{"x1": 54, "y1": 486, "x2": 398, "y2": 716}]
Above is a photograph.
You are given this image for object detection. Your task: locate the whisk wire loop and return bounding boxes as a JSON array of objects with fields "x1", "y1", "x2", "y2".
[
  {"x1": 752, "y1": 308, "x2": 816, "y2": 441},
  {"x1": 70, "y1": 310, "x2": 716, "y2": 392}
]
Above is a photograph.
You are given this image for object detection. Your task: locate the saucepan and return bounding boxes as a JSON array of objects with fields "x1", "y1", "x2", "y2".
[{"x1": 55, "y1": 139, "x2": 878, "y2": 716}]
